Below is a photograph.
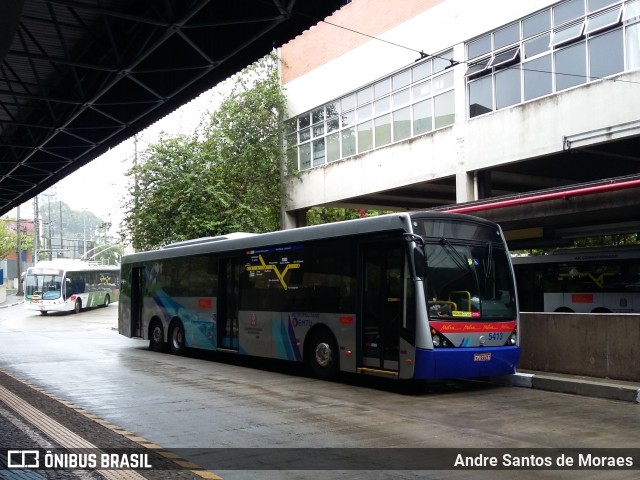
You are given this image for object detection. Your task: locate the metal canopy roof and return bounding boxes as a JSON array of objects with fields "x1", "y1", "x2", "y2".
[{"x1": 0, "y1": 0, "x2": 345, "y2": 217}]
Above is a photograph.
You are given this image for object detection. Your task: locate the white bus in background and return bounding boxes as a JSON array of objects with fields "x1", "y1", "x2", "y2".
[
  {"x1": 512, "y1": 246, "x2": 640, "y2": 313},
  {"x1": 24, "y1": 259, "x2": 120, "y2": 315}
]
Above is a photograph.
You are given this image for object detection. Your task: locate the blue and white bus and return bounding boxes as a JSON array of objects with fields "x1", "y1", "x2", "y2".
[{"x1": 118, "y1": 211, "x2": 519, "y2": 380}]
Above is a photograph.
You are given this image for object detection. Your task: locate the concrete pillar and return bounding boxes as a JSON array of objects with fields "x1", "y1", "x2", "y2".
[
  {"x1": 282, "y1": 208, "x2": 308, "y2": 230},
  {"x1": 455, "y1": 171, "x2": 475, "y2": 204},
  {"x1": 475, "y1": 170, "x2": 492, "y2": 200}
]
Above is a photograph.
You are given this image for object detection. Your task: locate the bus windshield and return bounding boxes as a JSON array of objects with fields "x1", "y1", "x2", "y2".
[
  {"x1": 25, "y1": 273, "x2": 63, "y2": 300},
  {"x1": 424, "y1": 240, "x2": 516, "y2": 321}
]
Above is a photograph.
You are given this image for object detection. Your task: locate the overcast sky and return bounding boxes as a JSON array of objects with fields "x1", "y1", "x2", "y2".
[{"x1": 16, "y1": 86, "x2": 222, "y2": 234}]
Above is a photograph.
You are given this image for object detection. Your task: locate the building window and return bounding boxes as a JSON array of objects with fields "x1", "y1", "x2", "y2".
[
  {"x1": 495, "y1": 67, "x2": 521, "y2": 109},
  {"x1": 374, "y1": 114, "x2": 392, "y2": 147},
  {"x1": 466, "y1": 0, "x2": 636, "y2": 119},
  {"x1": 434, "y1": 91, "x2": 455, "y2": 129},
  {"x1": 393, "y1": 107, "x2": 411, "y2": 141},
  {"x1": 589, "y1": 28, "x2": 625, "y2": 78},
  {"x1": 288, "y1": 49, "x2": 454, "y2": 171},
  {"x1": 357, "y1": 121, "x2": 373, "y2": 153},
  {"x1": 627, "y1": 21, "x2": 640, "y2": 68},
  {"x1": 555, "y1": 41, "x2": 587, "y2": 90},
  {"x1": 524, "y1": 55, "x2": 552, "y2": 101}
]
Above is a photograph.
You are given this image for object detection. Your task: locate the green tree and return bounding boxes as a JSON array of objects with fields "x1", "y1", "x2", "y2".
[
  {"x1": 0, "y1": 221, "x2": 17, "y2": 259},
  {"x1": 0, "y1": 219, "x2": 34, "y2": 261},
  {"x1": 123, "y1": 53, "x2": 287, "y2": 251},
  {"x1": 306, "y1": 207, "x2": 391, "y2": 226}
]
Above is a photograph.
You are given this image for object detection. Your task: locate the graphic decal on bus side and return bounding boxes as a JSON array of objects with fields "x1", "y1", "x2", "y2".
[
  {"x1": 430, "y1": 320, "x2": 517, "y2": 348},
  {"x1": 245, "y1": 245, "x2": 303, "y2": 290},
  {"x1": 272, "y1": 315, "x2": 302, "y2": 361},
  {"x1": 145, "y1": 264, "x2": 217, "y2": 350}
]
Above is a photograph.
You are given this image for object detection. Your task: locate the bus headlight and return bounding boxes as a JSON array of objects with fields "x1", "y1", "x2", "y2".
[
  {"x1": 507, "y1": 332, "x2": 517, "y2": 345},
  {"x1": 432, "y1": 334, "x2": 441, "y2": 347}
]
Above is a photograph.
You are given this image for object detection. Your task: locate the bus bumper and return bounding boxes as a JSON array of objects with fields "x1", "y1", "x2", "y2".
[{"x1": 413, "y1": 346, "x2": 520, "y2": 379}]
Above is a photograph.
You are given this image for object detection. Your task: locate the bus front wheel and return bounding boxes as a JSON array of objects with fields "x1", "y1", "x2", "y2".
[
  {"x1": 103, "y1": 295, "x2": 110, "y2": 307},
  {"x1": 169, "y1": 320, "x2": 186, "y2": 355},
  {"x1": 73, "y1": 299, "x2": 82, "y2": 314},
  {"x1": 307, "y1": 329, "x2": 339, "y2": 380},
  {"x1": 149, "y1": 321, "x2": 165, "y2": 352}
]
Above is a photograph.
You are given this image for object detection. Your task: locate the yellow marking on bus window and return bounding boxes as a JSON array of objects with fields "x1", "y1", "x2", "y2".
[
  {"x1": 559, "y1": 271, "x2": 615, "y2": 289},
  {"x1": 246, "y1": 255, "x2": 301, "y2": 290}
]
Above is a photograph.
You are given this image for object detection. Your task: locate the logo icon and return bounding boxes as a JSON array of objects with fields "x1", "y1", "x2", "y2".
[{"x1": 7, "y1": 450, "x2": 40, "y2": 468}]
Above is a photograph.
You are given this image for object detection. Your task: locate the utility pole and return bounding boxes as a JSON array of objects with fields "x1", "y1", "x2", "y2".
[
  {"x1": 34, "y1": 195, "x2": 40, "y2": 264},
  {"x1": 45, "y1": 194, "x2": 53, "y2": 260},
  {"x1": 16, "y1": 205, "x2": 23, "y2": 296},
  {"x1": 59, "y1": 200, "x2": 63, "y2": 258}
]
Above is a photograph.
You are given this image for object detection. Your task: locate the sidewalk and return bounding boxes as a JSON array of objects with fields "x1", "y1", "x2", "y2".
[
  {"x1": 0, "y1": 289, "x2": 23, "y2": 309},
  {"x1": 493, "y1": 370, "x2": 640, "y2": 404}
]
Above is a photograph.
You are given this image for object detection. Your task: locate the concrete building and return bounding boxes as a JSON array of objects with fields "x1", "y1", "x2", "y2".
[{"x1": 280, "y1": 0, "x2": 640, "y2": 249}]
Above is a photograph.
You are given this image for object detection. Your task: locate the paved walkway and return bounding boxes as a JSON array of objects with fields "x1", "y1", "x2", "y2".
[
  {"x1": 0, "y1": 289, "x2": 23, "y2": 309},
  {"x1": 0, "y1": 295, "x2": 638, "y2": 477}
]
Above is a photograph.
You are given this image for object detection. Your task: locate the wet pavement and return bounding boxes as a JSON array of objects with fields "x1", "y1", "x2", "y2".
[
  {"x1": 1, "y1": 291, "x2": 638, "y2": 479},
  {"x1": 0, "y1": 292, "x2": 211, "y2": 479}
]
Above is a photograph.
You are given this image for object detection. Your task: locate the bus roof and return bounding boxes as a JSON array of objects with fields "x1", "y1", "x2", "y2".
[{"x1": 121, "y1": 211, "x2": 500, "y2": 265}]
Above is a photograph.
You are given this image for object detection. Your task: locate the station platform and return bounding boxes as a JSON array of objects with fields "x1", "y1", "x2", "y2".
[
  {"x1": 1, "y1": 293, "x2": 638, "y2": 477},
  {"x1": 494, "y1": 370, "x2": 640, "y2": 404}
]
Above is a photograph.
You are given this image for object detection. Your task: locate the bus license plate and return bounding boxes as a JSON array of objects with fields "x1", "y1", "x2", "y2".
[{"x1": 474, "y1": 352, "x2": 491, "y2": 362}]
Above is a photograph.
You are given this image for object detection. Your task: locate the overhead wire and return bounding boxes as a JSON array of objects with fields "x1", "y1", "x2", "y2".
[{"x1": 286, "y1": 3, "x2": 640, "y2": 85}]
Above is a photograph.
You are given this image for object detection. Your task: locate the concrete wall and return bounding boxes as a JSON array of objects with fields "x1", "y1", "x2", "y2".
[
  {"x1": 519, "y1": 312, "x2": 640, "y2": 382},
  {"x1": 285, "y1": 69, "x2": 640, "y2": 211}
]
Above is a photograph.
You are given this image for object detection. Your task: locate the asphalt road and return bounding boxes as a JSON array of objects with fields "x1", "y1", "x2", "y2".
[{"x1": 0, "y1": 303, "x2": 638, "y2": 479}]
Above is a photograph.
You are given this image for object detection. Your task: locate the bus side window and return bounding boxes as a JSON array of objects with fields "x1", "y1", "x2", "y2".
[{"x1": 65, "y1": 278, "x2": 73, "y2": 299}]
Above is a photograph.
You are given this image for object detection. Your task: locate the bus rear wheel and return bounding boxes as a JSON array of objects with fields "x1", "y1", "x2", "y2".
[
  {"x1": 73, "y1": 299, "x2": 82, "y2": 314},
  {"x1": 307, "y1": 329, "x2": 339, "y2": 380},
  {"x1": 149, "y1": 321, "x2": 165, "y2": 352},
  {"x1": 169, "y1": 321, "x2": 186, "y2": 355}
]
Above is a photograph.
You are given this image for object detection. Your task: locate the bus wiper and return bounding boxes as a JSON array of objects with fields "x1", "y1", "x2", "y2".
[
  {"x1": 439, "y1": 237, "x2": 472, "y2": 272},
  {"x1": 485, "y1": 241, "x2": 493, "y2": 279}
]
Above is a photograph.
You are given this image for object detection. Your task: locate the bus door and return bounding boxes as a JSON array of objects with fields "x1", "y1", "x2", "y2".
[
  {"x1": 217, "y1": 256, "x2": 242, "y2": 351},
  {"x1": 130, "y1": 267, "x2": 144, "y2": 338},
  {"x1": 360, "y1": 241, "x2": 403, "y2": 373}
]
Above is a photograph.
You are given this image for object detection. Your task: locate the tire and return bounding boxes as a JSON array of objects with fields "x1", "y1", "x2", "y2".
[
  {"x1": 169, "y1": 321, "x2": 186, "y2": 355},
  {"x1": 73, "y1": 299, "x2": 82, "y2": 314},
  {"x1": 103, "y1": 295, "x2": 110, "y2": 307},
  {"x1": 40, "y1": 311, "x2": 48, "y2": 315},
  {"x1": 149, "y1": 320, "x2": 166, "y2": 352},
  {"x1": 307, "y1": 329, "x2": 339, "y2": 380}
]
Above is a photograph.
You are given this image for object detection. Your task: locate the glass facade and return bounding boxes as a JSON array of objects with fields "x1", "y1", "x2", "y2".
[
  {"x1": 466, "y1": 0, "x2": 639, "y2": 117},
  {"x1": 287, "y1": 50, "x2": 455, "y2": 171},
  {"x1": 286, "y1": 0, "x2": 640, "y2": 173}
]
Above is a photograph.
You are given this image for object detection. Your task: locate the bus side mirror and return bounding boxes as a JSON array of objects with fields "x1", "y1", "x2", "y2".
[{"x1": 413, "y1": 247, "x2": 426, "y2": 279}]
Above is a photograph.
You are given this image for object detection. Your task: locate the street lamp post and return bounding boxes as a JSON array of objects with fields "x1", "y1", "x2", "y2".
[{"x1": 16, "y1": 205, "x2": 23, "y2": 296}]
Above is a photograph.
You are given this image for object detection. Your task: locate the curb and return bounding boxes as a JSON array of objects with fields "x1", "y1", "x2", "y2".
[
  {"x1": 0, "y1": 300, "x2": 23, "y2": 309},
  {"x1": 493, "y1": 371, "x2": 640, "y2": 404}
]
